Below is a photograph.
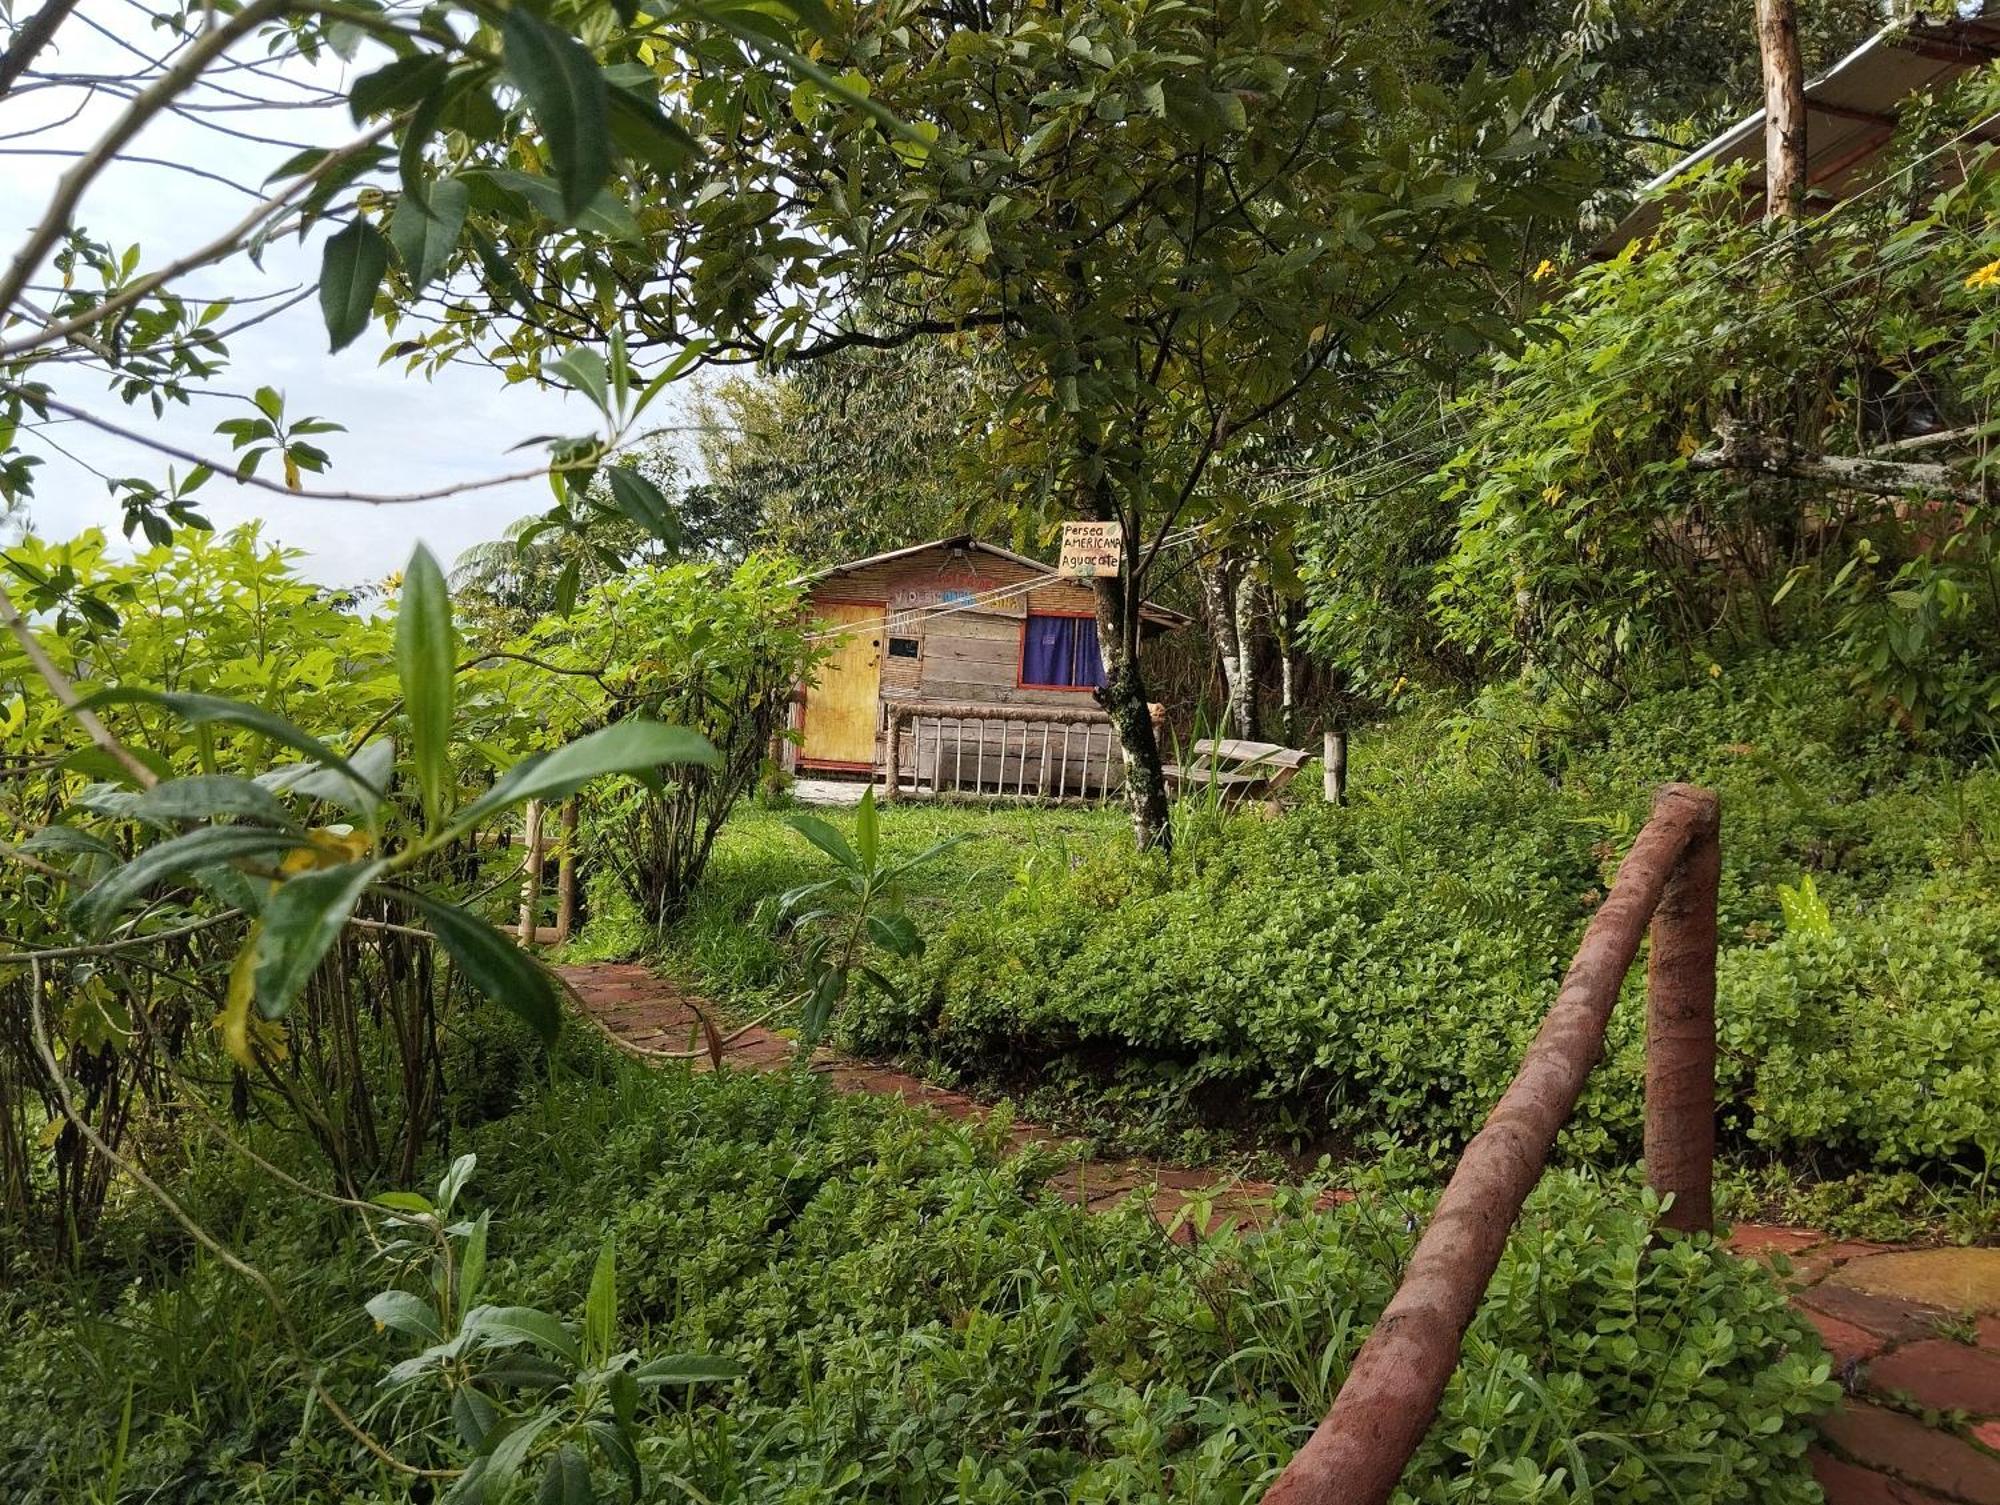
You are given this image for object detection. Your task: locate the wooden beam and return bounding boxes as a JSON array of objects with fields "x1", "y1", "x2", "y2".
[{"x1": 1805, "y1": 98, "x2": 1897, "y2": 129}]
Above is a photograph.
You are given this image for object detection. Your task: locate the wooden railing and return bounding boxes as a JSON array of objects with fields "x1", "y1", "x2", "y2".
[
  {"x1": 1263, "y1": 783, "x2": 1721, "y2": 1505},
  {"x1": 881, "y1": 701, "x2": 1122, "y2": 803}
]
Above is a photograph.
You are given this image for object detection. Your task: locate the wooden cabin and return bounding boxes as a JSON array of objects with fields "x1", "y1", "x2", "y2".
[{"x1": 790, "y1": 537, "x2": 1188, "y2": 797}]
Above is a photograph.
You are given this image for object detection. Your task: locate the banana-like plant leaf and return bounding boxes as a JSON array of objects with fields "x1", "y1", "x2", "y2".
[
  {"x1": 134, "y1": 775, "x2": 298, "y2": 831},
  {"x1": 396, "y1": 544, "x2": 456, "y2": 830},
  {"x1": 786, "y1": 811, "x2": 857, "y2": 871},
  {"x1": 254, "y1": 860, "x2": 385, "y2": 1017},
  {"x1": 452, "y1": 721, "x2": 717, "y2": 834},
  {"x1": 388, "y1": 888, "x2": 561, "y2": 1043},
  {"x1": 72, "y1": 826, "x2": 299, "y2": 936}
]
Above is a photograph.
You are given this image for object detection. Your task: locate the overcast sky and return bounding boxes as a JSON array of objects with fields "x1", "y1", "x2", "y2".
[{"x1": 3, "y1": 5, "x2": 704, "y2": 588}]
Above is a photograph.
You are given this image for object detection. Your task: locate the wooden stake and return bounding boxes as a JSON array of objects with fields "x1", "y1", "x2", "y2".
[
  {"x1": 554, "y1": 800, "x2": 578, "y2": 946},
  {"x1": 1756, "y1": 0, "x2": 1807, "y2": 220},
  {"x1": 1322, "y1": 729, "x2": 1348, "y2": 806},
  {"x1": 518, "y1": 799, "x2": 543, "y2": 947}
]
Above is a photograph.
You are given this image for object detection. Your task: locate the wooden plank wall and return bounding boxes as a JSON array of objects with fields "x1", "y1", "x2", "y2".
[{"x1": 811, "y1": 546, "x2": 1104, "y2": 714}]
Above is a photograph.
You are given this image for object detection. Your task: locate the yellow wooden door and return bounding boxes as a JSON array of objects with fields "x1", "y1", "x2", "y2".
[{"x1": 801, "y1": 602, "x2": 883, "y2": 767}]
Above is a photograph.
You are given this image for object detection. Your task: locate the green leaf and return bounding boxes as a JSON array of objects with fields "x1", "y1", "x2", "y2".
[
  {"x1": 501, "y1": 9, "x2": 612, "y2": 219},
  {"x1": 550, "y1": 349, "x2": 610, "y2": 413},
  {"x1": 865, "y1": 911, "x2": 920, "y2": 959},
  {"x1": 372, "y1": 1189, "x2": 434, "y2": 1215},
  {"x1": 72, "y1": 826, "x2": 299, "y2": 937},
  {"x1": 537, "y1": 1445, "x2": 594, "y2": 1505},
  {"x1": 390, "y1": 177, "x2": 469, "y2": 291},
  {"x1": 350, "y1": 53, "x2": 450, "y2": 120},
  {"x1": 453, "y1": 721, "x2": 718, "y2": 833},
  {"x1": 133, "y1": 775, "x2": 297, "y2": 830},
  {"x1": 606, "y1": 86, "x2": 697, "y2": 176},
  {"x1": 81, "y1": 689, "x2": 382, "y2": 803},
  {"x1": 319, "y1": 219, "x2": 390, "y2": 353},
  {"x1": 396, "y1": 544, "x2": 456, "y2": 830},
  {"x1": 786, "y1": 811, "x2": 857, "y2": 871},
  {"x1": 585, "y1": 1419, "x2": 642, "y2": 1499},
  {"x1": 388, "y1": 888, "x2": 561, "y2": 1042},
  {"x1": 450, "y1": 1385, "x2": 500, "y2": 1451},
  {"x1": 604, "y1": 467, "x2": 683, "y2": 546},
  {"x1": 584, "y1": 1236, "x2": 617, "y2": 1365},
  {"x1": 632, "y1": 1352, "x2": 744, "y2": 1385},
  {"x1": 459, "y1": 1208, "x2": 490, "y2": 1312},
  {"x1": 852, "y1": 785, "x2": 879, "y2": 866},
  {"x1": 366, "y1": 1289, "x2": 443, "y2": 1343},
  {"x1": 470, "y1": 1306, "x2": 580, "y2": 1364},
  {"x1": 477, "y1": 1413, "x2": 559, "y2": 1503},
  {"x1": 254, "y1": 859, "x2": 385, "y2": 1018}
]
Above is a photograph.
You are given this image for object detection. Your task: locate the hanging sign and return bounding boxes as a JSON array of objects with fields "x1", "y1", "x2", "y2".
[{"x1": 1059, "y1": 520, "x2": 1124, "y2": 578}]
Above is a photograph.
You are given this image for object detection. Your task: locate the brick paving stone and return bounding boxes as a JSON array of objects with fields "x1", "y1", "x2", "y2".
[
  {"x1": 1813, "y1": 1450, "x2": 1956, "y2": 1503},
  {"x1": 1868, "y1": 1342, "x2": 2000, "y2": 1418},
  {"x1": 1820, "y1": 1404, "x2": 2000, "y2": 1503},
  {"x1": 1804, "y1": 1306, "x2": 1891, "y2": 1368},
  {"x1": 1732, "y1": 1224, "x2": 1830, "y2": 1258},
  {"x1": 1802, "y1": 1283, "x2": 1955, "y2": 1345}
]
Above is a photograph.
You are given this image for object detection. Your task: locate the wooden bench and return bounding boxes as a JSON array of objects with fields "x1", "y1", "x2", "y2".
[{"x1": 1161, "y1": 737, "x2": 1313, "y2": 807}]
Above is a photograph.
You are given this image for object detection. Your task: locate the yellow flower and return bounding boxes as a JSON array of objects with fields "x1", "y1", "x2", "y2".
[
  {"x1": 1532, "y1": 259, "x2": 1557, "y2": 282},
  {"x1": 1966, "y1": 259, "x2": 2000, "y2": 291}
]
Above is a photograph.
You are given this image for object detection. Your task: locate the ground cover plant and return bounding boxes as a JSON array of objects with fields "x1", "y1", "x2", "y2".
[{"x1": 0, "y1": 1030, "x2": 1836, "y2": 1503}]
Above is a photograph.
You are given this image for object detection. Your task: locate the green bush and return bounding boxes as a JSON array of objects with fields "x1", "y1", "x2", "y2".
[
  {"x1": 838, "y1": 650, "x2": 2000, "y2": 1174},
  {"x1": 0, "y1": 1046, "x2": 1833, "y2": 1502}
]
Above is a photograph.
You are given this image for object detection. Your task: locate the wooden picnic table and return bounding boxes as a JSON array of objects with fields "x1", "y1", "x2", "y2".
[{"x1": 1161, "y1": 737, "x2": 1313, "y2": 806}]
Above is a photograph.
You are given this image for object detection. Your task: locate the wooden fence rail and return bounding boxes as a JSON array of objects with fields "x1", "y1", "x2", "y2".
[
  {"x1": 1262, "y1": 782, "x2": 1721, "y2": 1505},
  {"x1": 882, "y1": 701, "x2": 1122, "y2": 803}
]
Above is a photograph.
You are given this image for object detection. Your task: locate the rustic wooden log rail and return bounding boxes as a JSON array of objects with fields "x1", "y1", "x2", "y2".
[
  {"x1": 882, "y1": 700, "x2": 1121, "y2": 803},
  {"x1": 1263, "y1": 783, "x2": 1721, "y2": 1505}
]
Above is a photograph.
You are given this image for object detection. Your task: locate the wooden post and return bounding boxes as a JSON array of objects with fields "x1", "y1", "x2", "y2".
[
  {"x1": 1645, "y1": 787, "x2": 1721, "y2": 1233},
  {"x1": 1322, "y1": 729, "x2": 1348, "y2": 806},
  {"x1": 1756, "y1": 0, "x2": 1807, "y2": 220},
  {"x1": 518, "y1": 799, "x2": 543, "y2": 946},
  {"x1": 553, "y1": 800, "x2": 578, "y2": 947},
  {"x1": 883, "y1": 708, "x2": 902, "y2": 803}
]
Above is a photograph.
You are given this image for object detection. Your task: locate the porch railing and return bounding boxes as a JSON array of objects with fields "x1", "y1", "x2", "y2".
[
  {"x1": 881, "y1": 701, "x2": 1122, "y2": 803},
  {"x1": 1262, "y1": 783, "x2": 1721, "y2": 1505}
]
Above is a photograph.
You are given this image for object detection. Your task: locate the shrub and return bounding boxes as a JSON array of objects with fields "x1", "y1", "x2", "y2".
[{"x1": 840, "y1": 650, "x2": 2000, "y2": 1175}]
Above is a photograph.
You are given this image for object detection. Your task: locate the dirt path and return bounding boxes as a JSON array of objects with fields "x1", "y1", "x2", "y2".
[{"x1": 561, "y1": 960, "x2": 2000, "y2": 1503}]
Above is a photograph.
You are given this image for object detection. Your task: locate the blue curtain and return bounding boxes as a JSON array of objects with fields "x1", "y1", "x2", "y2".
[{"x1": 1022, "y1": 614, "x2": 1104, "y2": 688}]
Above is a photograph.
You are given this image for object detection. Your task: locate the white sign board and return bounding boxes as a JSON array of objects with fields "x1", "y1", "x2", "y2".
[{"x1": 1059, "y1": 520, "x2": 1123, "y2": 578}]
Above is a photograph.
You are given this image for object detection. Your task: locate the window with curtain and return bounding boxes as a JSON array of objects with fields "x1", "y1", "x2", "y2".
[{"x1": 1019, "y1": 613, "x2": 1105, "y2": 689}]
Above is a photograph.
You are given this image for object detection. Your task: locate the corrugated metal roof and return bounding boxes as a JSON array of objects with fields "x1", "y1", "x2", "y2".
[
  {"x1": 800, "y1": 535, "x2": 1194, "y2": 629},
  {"x1": 1601, "y1": 6, "x2": 2000, "y2": 252}
]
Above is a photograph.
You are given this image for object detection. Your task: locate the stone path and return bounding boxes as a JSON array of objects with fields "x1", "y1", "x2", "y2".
[
  {"x1": 1728, "y1": 1226, "x2": 2000, "y2": 1502},
  {"x1": 561, "y1": 961, "x2": 2000, "y2": 1502}
]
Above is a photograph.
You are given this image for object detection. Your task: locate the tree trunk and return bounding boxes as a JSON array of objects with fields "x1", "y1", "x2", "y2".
[
  {"x1": 1093, "y1": 559, "x2": 1171, "y2": 853},
  {"x1": 1275, "y1": 589, "x2": 1299, "y2": 747},
  {"x1": 1195, "y1": 549, "x2": 1259, "y2": 742},
  {"x1": 1229, "y1": 570, "x2": 1260, "y2": 741},
  {"x1": 1756, "y1": 0, "x2": 1807, "y2": 220}
]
